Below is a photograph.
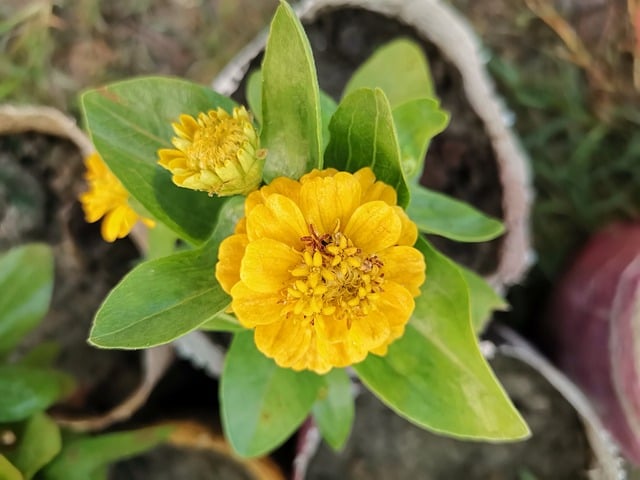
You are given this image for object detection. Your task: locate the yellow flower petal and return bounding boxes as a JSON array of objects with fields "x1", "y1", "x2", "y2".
[
  {"x1": 344, "y1": 201, "x2": 401, "y2": 253},
  {"x1": 246, "y1": 194, "x2": 308, "y2": 247},
  {"x1": 215, "y1": 234, "x2": 249, "y2": 293},
  {"x1": 299, "y1": 172, "x2": 361, "y2": 234},
  {"x1": 395, "y1": 206, "x2": 419, "y2": 246},
  {"x1": 240, "y1": 238, "x2": 298, "y2": 293},
  {"x1": 377, "y1": 246, "x2": 426, "y2": 296},
  {"x1": 255, "y1": 318, "x2": 314, "y2": 368},
  {"x1": 79, "y1": 153, "x2": 155, "y2": 243},
  {"x1": 230, "y1": 282, "x2": 283, "y2": 327}
]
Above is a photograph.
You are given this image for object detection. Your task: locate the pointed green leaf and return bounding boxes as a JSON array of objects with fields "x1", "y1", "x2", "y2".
[
  {"x1": 354, "y1": 238, "x2": 529, "y2": 441},
  {"x1": 40, "y1": 426, "x2": 171, "y2": 480},
  {"x1": 89, "y1": 198, "x2": 245, "y2": 349},
  {"x1": 5, "y1": 413, "x2": 61, "y2": 480},
  {"x1": 312, "y1": 368, "x2": 354, "y2": 450},
  {"x1": 81, "y1": 77, "x2": 235, "y2": 245},
  {"x1": 261, "y1": 1, "x2": 322, "y2": 180},
  {"x1": 0, "y1": 244, "x2": 53, "y2": 356},
  {"x1": 0, "y1": 366, "x2": 73, "y2": 422},
  {"x1": 393, "y1": 98, "x2": 449, "y2": 180},
  {"x1": 344, "y1": 39, "x2": 434, "y2": 106},
  {"x1": 246, "y1": 70, "x2": 262, "y2": 125},
  {"x1": 459, "y1": 266, "x2": 508, "y2": 334},
  {"x1": 221, "y1": 331, "x2": 322, "y2": 457},
  {"x1": 198, "y1": 312, "x2": 244, "y2": 332},
  {"x1": 407, "y1": 185, "x2": 505, "y2": 242},
  {"x1": 325, "y1": 88, "x2": 409, "y2": 207},
  {"x1": 0, "y1": 455, "x2": 22, "y2": 480},
  {"x1": 89, "y1": 246, "x2": 229, "y2": 349}
]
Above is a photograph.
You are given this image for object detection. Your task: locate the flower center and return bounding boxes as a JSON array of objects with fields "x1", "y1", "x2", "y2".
[
  {"x1": 186, "y1": 111, "x2": 247, "y2": 170},
  {"x1": 282, "y1": 225, "x2": 385, "y2": 326}
]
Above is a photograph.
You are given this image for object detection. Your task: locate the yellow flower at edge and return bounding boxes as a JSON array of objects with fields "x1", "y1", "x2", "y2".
[
  {"x1": 157, "y1": 106, "x2": 266, "y2": 197},
  {"x1": 215, "y1": 167, "x2": 426, "y2": 374},
  {"x1": 79, "y1": 153, "x2": 155, "y2": 243}
]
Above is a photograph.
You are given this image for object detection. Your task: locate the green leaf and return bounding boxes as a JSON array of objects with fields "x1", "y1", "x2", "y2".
[
  {"x1": 354, "y1": 238, "x2": 529, "y2": 441},
  {"x1": 246, "y1": 70, "x2": 262, "y2": 125},
  {"x1": 311, "y1": 368, "x2": 354, "y2": 450},
  {"x1": 0, "y1": 244, "x2": 53, "y2": 356},
  {"x1": 393, "y1": 98, "x2": 449, "y2": 180},
  {"x1": 0, "y1": 366, "x2": 73, "y2": 422},
  {"x1": 221, "y1": 331, "x2": 322, "y2": 457},
  {"x1": 324, "y1": 88, "x2": 409, "y2": 207},
  {"x1": 89, "y1": 246, "x2": 229, "y2": 349},
  {"x1": 198, "y1": 312, "x2": 244, "y2": 332},
  {"x1": 261, "y1": 1, "x2": 322, "y2": 181},
  {"x1": 5, "y1": 413, "x2": 61, "y2": 479},
  {"x1": 40, "y1": 426, "x2": 171, "y2": 480},
  {"x1": 81, "y1": 77, "x2": 235, "y2": 245},
  {"x1": 0, "y1": 455, "x2": 22, "y2": 480},
  {"x1": 146, "y1": 222, "x2": 178, "y2": 260},
  {"x1": 343, "y1": 39, "x2": 434, "y2": 106},
  {"x1": 89, "y1": 197, "x2": 245, "y2": 349},
  {"x1": 406, "y1": 185, "x2": 505, "y2": 242},
  {"x1": 459, "y1": 266, "x2": 507, "y2": 334}
]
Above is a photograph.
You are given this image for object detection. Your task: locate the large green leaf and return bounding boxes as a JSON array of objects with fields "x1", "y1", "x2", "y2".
[
  {"x1": 354, "y1": 238, "x2": 529, "y2": 440},
  {"x1": 343, "y1": 39, "x2": 434, "y2": 106},
  {"x1": 261, "y1": 1, "x2": 323, "y2": 181},
  {"x1": 393, "y1": 98, "x2": 449, "y2": 180},
  {"x1": 311, "y1": 368, "x2": 354, "y2": 450},
  {"x1": 5, "y1": 412, "x2": 61, "y2": 480},
  {"x1": 324, "y1": 88, "x2": 409, "y2": 207},
  {"x1": 221, "y1": 331, "x2": 322, "y2": 457},
  {"x1": 0, "y1": 366, "x2": 73, "y2": 422},
  {"x1": 0, "y1": 244, "x2": 53, "y2": 356},
  {"x1": 459, "y1": 265, "x2": 507, "y2": 334},
  {"x1": 0, "y1": 455, "x2": 22, "y2": 480},
  {"x1": 81, "y1": 77, "x2": 234, "y2": 245},
  {"x1": 407, "y1": 185, "x2": 505, "y2": 242},
  {"x1": 246, "y1": 70, "x2": 263, "y2": 125},
  {"x1": 40, "y1": 426, "x2": 171, "y2": 480}
]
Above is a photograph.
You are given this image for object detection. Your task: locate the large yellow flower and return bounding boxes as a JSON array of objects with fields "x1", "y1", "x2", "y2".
[
  {"x1": 158, "y1": 106, "x2": 265, "y2": 196},
  {"x1": 215, "y1": 168, "x2": 425, "y2": 373},
  {"x1": 79, "y1": 153, "x2": 155, "y2": 242}
]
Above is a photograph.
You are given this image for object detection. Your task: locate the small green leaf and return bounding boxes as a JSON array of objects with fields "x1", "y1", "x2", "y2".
[
  {"x1": 198, "y1": 312, "x2": 244, "y2": 332},
  {"x1": 344, "y1": 38, "x2": 434, "y2": 106},
  {"x1": 325, "y1": 88, "x2": 409, "y2": 207},
  {"x1": 459, "y1": 265, "x2": 507, "y2": 334},
  {"x1": 0, "y1": 244, "x2": 53, "y2": 356},
  {"x1": 40, "y1": 426, "x2": 172, "y2": 480},
  {"x1": 407, "y1": 185, "x2": 505, "y2": 242},
  {"x1": 0, "y1": 455, "x2": 22, "y2": 480},
  {"x1": 5, "y1": 412, "x2": 61, "y2": 479},
  {"x1": 393, "y1": 98, "x2": 449, "y2": 180},
  {"x1": 261, "y1": 1, "x2": 323, "y2": 180},
  {"x1": 89, "y1": 198, "x2": 245, "y2": 349},
  {"x1": 246, "y1": 70, "x2": 262, "y2": 125},
  {"x1": 89, "y1": 246, "x2": 229, "y2": 349},
  {"x1": 221, "y1": 331, "x2": 322, "y2": 457},
  {"x1": 81, "y1": 77, "x2": 235, "y2": 245},
  {"x1": 0, "y1": 366, "x2": 73, "y2": 422},
  {"x1": 312, "y1": 368, "x2": 354, "y2": 450},
  {"x1": 354, "y1": 238, "x2": 529, "y2": 441}
]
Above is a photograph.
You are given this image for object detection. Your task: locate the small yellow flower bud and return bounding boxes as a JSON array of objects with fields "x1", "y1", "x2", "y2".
[{"x1": 158, "y1": 106, "x2": 265, "y2": 197}]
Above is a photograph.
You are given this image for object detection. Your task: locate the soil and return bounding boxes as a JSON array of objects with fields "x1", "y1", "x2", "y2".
[{"x1": 1, "y1": 0, "x2": 621, "y2": 479}]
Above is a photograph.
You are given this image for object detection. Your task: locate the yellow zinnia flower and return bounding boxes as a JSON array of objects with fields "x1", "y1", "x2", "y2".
[
  {"x1": 157, "y1": 106, "x2": 265, "y2": 196},
  {"x1": 79, "y1": 152, "x2": 155, "y2": 243},
  {"x1": 215, "y1": 167, "x2": 426, "y2": 374}
]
